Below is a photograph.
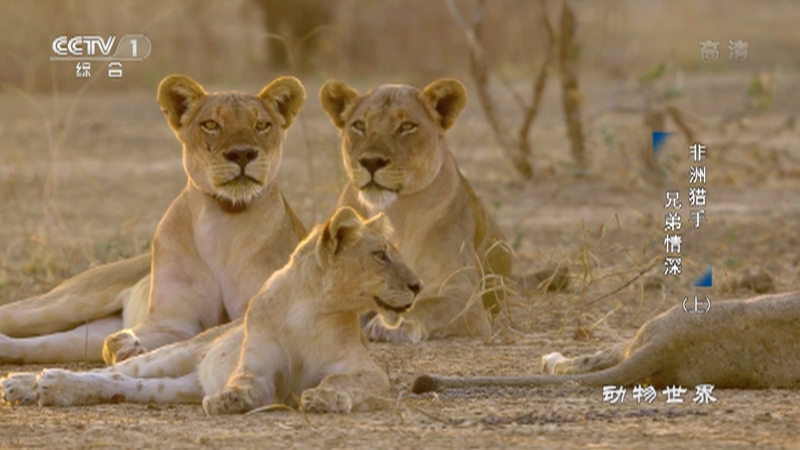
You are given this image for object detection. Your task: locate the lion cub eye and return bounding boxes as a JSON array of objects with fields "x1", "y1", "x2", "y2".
[
  {"x1": 255, "y1": 121, "x2": 272, "y2": 133},
  {"x1": 200, "y1": 120, "x2": 220, "y2": 132},
  {"x1": 352, "y1": 120, "x2": 366, "y2": 134},
  {"x1": 398, "y1": 122, "x2": 417, "y2": 134},
  {"x1": 372, "y1": 249, "x2": 387, "y2": 262}
]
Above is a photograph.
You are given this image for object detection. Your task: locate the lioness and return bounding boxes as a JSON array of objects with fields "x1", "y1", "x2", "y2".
[
  {"x1": 2, "y1": 207, "x2": 422, "y2": 414},
  {"x1": 411, "y1": 291, "x2": 800, "y2": 393},
  {"x1": 0, "y1": 74, "x2": 307, "y2": 365},
  {"x1": 319, "y1": 78, "x2": 512, "y2": 343}
]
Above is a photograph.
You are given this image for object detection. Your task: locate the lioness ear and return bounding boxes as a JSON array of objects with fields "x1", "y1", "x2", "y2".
[
  {"x1": 319, "y1": 80, "x2": 360, "y2": 129},
  {"x1": 422, "y1": 78, "x2": 467, "y2": 130},
  {"x1": 259, "y1": 76, "x2": 306, "y2": 130},
  {"x1": 157, "y1": 74, "x2": 208, "y2": 132},
  {"x1": 316, "y1": 207, "x2": 365, "y2": 265}
]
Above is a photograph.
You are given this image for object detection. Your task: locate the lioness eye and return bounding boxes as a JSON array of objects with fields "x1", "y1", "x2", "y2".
[
  {"x1": 352, "y1": 120, "x2": 366, "y2": 133},
  {"x1": 398, "y1": 122, "x2": 417, "y2": 133},
  {"x1": 201, "y1": 120, "x2": 219, "y2": 132},
  {"x1": 372, "y1": 249, "x2": 387, "y2": 262},
  {"x1": 255, "y1": 121, "x2": 271, "y2": 132}
]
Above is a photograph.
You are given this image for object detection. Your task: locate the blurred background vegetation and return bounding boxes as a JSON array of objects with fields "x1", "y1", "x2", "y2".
[
  {"x1": 1, "y1": 0, "x2": 799, "y2": 93},
  {"x1": 1, "y1": 0, "x2": 798, "y2": 302}
]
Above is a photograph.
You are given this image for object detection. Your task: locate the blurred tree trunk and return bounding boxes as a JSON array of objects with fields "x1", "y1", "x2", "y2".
[{"x1": 251, "y1": 0, "x2": 335, "y2": 72}]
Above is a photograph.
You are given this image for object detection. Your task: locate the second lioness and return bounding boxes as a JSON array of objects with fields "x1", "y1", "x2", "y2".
[{"x1": 320, "y1": 78, "x2": 512, "y2": 342}]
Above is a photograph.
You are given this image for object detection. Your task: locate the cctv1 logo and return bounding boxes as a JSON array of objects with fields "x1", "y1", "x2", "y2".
[{"x1": 51, "y1": 34, "x2": 151, "y2": 61}]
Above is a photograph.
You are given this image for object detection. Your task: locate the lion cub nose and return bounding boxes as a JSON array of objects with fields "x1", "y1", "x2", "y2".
[
  {"x1": 358, "y1": 156, "x2": 390, "y2": 175},
  {"x1": 224, "y1": 147, "x2": 258, "y2": 170},
  {"x1": 408, "y1": 282, "x2": 422, "y2": 297}
]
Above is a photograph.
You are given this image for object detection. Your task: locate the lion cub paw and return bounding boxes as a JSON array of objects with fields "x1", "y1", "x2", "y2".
[
  {"x1": 301, "y1": 387, "x2": 353, "y2": 414},
  {"x1": 541, "y1": 352, "x2": 567, "y2": 374},
  {"x1": 363, "y1": 315, "x2": 425, "y2": 343},
  {"x1": 202, "y1": 384, "x2": 257, "y2": 415},
  {"x1": 103, "y1": 330, "x2": 147, "y2": 365},
  {"x1": 1, "y1": 372, "x2": 37, "y2": 405}
]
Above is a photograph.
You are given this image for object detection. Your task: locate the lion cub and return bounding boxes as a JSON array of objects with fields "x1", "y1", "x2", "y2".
[
  {"x1": 320, "y1": 78, "x2": 512, "y2": 343},
  {"x1": 2, "y1": 207, "x2": 422, "y2": 414},
  {"x1": 0, "y1": 74, "x2": 307, "y2": 365}
]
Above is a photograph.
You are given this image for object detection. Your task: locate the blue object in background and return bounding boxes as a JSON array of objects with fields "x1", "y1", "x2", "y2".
[
  {"x1": 652, "y1": 131, "x2": 672, "y2": 156},
  {"x1": 693, "y1": 265, "x2": 713, "y2": 287}
]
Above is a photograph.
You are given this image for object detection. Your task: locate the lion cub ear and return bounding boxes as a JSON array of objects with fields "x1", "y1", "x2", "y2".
[
  {"x1": 259, "y1": 76, "x2": 306, "y2": 130},
  {"x1": 422, "y1": 78, "x2": 467, "y2": 130},
  {"x1": 364, "y1": 212, "x2": 393, "y2": 238},
  {"x1": 157, "y1": 74, "x2": 208, "y2": 132},
  {"x1": 316, "y1": 207, "x2": 365, "y2": 265},
  {"x1": 319, "y1": 80, "x2": 360, "y2": 129}
]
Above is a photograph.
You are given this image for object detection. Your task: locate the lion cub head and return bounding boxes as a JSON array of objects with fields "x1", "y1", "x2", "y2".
[
  {"x1": 319, "y1": 78, "x2": 466, "y2": 211},
  {"x1": 157, "y1": 74, "x2": 306, "y2": 209},
  {"x1": 311, "y1": 207, "x2": 422, "y2": 325}
]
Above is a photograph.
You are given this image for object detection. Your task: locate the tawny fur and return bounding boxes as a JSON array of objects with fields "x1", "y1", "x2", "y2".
[
  {"x1": 0, "y1": 74, "x2": 307, "y2": 365},
  {"x1": 319, "y1": 78, "x2": 512, "y2": 343},
  {"x1": 412, "y1": 291, "x2": 800, "y2": 393},
  {"x1": 1, "y1": 207, "x2": 421, "y2": 415}
]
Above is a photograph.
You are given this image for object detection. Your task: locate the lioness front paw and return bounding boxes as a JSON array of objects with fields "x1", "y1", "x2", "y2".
[
  {"x1": 1, "y1": 372, "x2": 37, "y2": 405},
  {"x1": 202, "y1": 384, "x2": 257, "y2": 415},
  {"x1": 301, "y1": 387, "x2": 353, "y2": 414},
  {"x1": 363, "y1": 315, "x2": 426, "y2": 343},
  {"x1": 34, "y1": 368, "x2": 90, "y2": 406},
  {"x1": 541, "y1": 352, "x2": 567, "y2": 374},
  {"x1": 103, "y1": 330, "x2": 147, "y2": 365}
]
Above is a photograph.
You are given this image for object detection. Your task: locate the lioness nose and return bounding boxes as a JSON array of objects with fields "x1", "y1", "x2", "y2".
[
  {"x1": 224, "y1": 147, "x2": 258, "y2": 170},
  {"x1": 358, "y1": 156, "x2": 390, "y2": 175},
  {"x1": 408, "y1": 282, "x2": 422, "y2": 297}
]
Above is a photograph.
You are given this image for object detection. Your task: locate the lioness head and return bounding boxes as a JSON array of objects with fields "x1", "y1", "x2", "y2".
[
  {"x1": 319, "y1": 79, "x2": 466, "y2": 211},
  {"x1": 157, "y1": 74, "x2": 306, "y2": 209},
  {"x1": 313, "y1": 207, "x2": 422, "y2": 325}
]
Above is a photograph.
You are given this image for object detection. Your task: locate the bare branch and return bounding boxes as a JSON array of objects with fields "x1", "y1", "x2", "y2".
[
  {"x1": 583, "y1": 257, "x2": 660, "y2": 308},
  {"x1": 445, "y1": 0, "x2": 533, "y2": 179},
  {"x1": 296, "y1": 24, "x2": 339, "y2": 47},
  {"x1": 444, "y1": 0, "x2": 485, "y2": 61},
  {"x1": 557, "y1": 0, "x2": 587, "y2": 168},
  {"x1": 495, "y1": 73, "x2": 528, "y2": 114},
  {"x1": 665, "y1": 105, "x2": 696, "y2": 144},
  {"x1": 518, "y1": 0, "x2": 557, "y2": 157}
]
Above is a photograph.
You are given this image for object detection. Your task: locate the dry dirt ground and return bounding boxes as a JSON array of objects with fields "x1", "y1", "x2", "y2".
[{"x1": 1, "y1": 73, "x2": 799, "y2": 449}]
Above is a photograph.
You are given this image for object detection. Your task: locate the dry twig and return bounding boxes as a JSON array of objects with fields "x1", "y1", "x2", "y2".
[
  {"x1": 518, "y1": 0, "x2": 557, "y2": 159},
  {"x1": 445, "y1": 0, "x2": 533, "y2": 178},
  {"x1": 445, "y1": 0, "x2": 589, "y2": 176},
  {"x1": 557, "y1": 0, "x2": 586, "y2": 169}
]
